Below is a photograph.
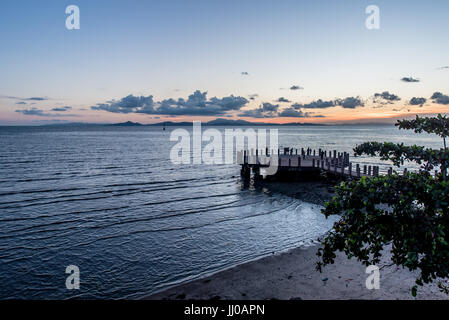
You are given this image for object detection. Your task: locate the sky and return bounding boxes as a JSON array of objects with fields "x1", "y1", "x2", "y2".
[{"x1": 0, "y1": 0, "x2": 448, "y2": 125}]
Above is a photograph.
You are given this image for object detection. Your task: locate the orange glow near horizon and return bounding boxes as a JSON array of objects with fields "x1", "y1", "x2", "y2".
[{"x1": 154, "y1": 103, "x2": 448, "y2": 125}]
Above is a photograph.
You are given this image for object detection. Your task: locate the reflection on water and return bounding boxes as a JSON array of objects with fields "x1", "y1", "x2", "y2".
[{"x1": 0, "y1": 125, "x2": 441, "y2": 298}]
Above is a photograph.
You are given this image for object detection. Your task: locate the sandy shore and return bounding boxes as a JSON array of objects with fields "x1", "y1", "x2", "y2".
[
  {"x1": 145, "y1": 243, "x2": 447, "y2": 300},
  {"x1": 145, "y1": 180, "x2": 448, "y2": 300}
]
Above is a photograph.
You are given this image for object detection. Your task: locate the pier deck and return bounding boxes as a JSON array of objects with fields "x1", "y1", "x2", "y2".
[{"x1": 237, "y1": 147, "x2": 394, "y2": 179}]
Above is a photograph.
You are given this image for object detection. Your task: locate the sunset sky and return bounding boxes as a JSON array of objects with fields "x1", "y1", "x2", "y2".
[{"x1": 0, "y1": 0, "x2": 448, "y2": 125}]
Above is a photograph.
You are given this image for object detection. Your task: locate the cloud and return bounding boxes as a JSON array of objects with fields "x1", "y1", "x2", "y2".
[
  {"x1": 241, "y1": 72, "x2": 249, "y2": 75},
  {"x1": 438, "y1": 66, "x2": 449, "y2": 70},
  {"x1": 16, "y1": 102, "x2": 27, "y2": 105},
  {"x1": 261, "y1": 102, "x2": 279, "y2": 112},
  {"x1": 292, "y1": 100, "x2": 328, "y2": 109},
  {"x1": 91, "y1": 91, "x2": 249, "y2": 116},
  {"x1": 290, "y1": 85, "x2": 304, "y2": 90},
  {"x1": 92, "y1": 95, "x2": 155, "y2": 114},
  {"x1": 278, "y1": 108, "x2": 310, "y2": 118},
  {"x1": 278, "y1": 108, "x2": 325, "y2": 118},
  {"x1": 239, "y1": 107, "x2": 317, "y2": 118},
  {"x1": 238, "y1": 109, "x2": 270, "y2": 118},
  {"x1": 25, "y1": 97, "x2": 47, "y2": 101},
  {"x1": 208, "y1": 95, "x2": 248, "y2": 111},
  {"x1": 401, "y1": 77, "x2": 420, "y2": 83},
  {"x1": 289, "y1": 96, "x2": 364, "y2": 110},
  {"x1": 15, "y1": 108, "x2": 50, "y2": 116},
  {"x1": 15, "y1": 108, "x2": 77, "y2": 117},
  {"x1": 239, "y1": 101, "x2": 327, "y2": 118},
  {"x1": 334, "y1": 96, "x2": 364, "y2": 108},
  {"x1": 431, "y1": 92, "x2": 449, "y2": 105},
  {"x1": 238, "y1": 102, "x2": 279, "y2": 118},
  {"x1": 276, "y1": 97, "x2": 290, "y2": 103},
  {"x1": 51, "y1": 106, "x2": 72, "y2": 112},
  {"x1": 409, "y1": 97, "x2": 426, "y2": 106},
  {"x1": 2, "y1": 95, "x2": 48, "y2": 101},
  {"x1": 373, "y1": 91, "x2": 401, "y2": 104},
  {"x1": 291, "y1": 99, "x2": 335, "y2": 109}
]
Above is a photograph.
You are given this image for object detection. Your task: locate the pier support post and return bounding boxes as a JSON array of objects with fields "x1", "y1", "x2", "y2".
[
  {"x1": 241, "y1": 165, "x2": 251, "y2": 179},
  {"x1": 356, "y1": 164, "x2": 360, "y2": 177},
  {"x1": 363, "y1": 165, "x2": 367, "y2": 175},
  {"x1": 254, "y1": 166, "x2": 263, "y2": 180}
]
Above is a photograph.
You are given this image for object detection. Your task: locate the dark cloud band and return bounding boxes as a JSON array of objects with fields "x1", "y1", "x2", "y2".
[{"x1": 91, "y1": 91, "x2": 249, "y2": 116}]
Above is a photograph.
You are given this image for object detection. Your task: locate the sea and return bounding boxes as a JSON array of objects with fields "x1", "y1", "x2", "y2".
[{"x1": 0, "y1": 124, "x2": 443, "y2": 299}]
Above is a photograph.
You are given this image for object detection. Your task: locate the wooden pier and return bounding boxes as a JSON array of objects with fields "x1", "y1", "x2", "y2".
[{"x1": 237, "y1": 147, "x2": 387, "y2": 180}]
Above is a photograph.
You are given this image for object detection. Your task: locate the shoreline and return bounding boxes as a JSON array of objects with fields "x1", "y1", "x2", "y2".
[
  {"x1": 144, "y1": 242, "x2": 446, "y2": 300},
  {"x1": 144, "y1": 180, "x2": 447, "y2": 300}
]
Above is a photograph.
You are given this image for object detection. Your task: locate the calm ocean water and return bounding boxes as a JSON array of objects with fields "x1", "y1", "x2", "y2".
[{"x1": 0, "y1": 124, "x2": 442, "y2": 299}]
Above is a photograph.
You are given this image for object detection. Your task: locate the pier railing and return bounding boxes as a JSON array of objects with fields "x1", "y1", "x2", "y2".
[{"x1": 236, "y1": 147, "x2": 399, "y2": 179}]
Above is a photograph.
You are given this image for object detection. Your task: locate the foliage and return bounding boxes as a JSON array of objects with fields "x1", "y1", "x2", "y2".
[
  {"x1": 317, "y1": 114, "x2": 449, "y2": 296},
  {"x1": 397, "y1": 114, "x2": 449, "y2": 149}
]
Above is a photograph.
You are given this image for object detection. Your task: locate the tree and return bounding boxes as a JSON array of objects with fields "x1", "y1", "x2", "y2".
[{"x1": 316, "y1": 114, "x2": 449, "y2": 296}]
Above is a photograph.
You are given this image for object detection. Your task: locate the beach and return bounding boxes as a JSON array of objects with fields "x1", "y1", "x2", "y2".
[
  {"x1": 145, "y1": 238, "x2": 447, "y2": 300},
  {"x1": 146, "y1": 180, "x2": 448, "y2": 300}
]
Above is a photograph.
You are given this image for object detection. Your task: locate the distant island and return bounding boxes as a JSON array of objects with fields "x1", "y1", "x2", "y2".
[
  {"x1": 109, "y1": 118, "x2": 326, "y2": 127},
  {"x1": 110, "y1": 121, "x2": 144, "y2": 126},
  {"x1": 5, "y1": 118, "x2": 396, "y2": 127},
  {"x1": 104, "y1": 119, "x2": 393, "y2": 126}
]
